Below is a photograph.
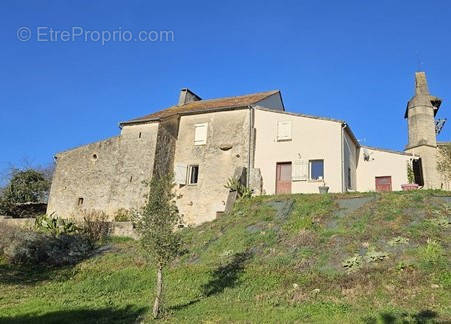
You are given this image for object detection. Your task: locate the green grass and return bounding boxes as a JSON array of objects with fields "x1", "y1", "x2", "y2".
[{"x1": 0, "y1": 191, "x2": 450, "y2": 323}]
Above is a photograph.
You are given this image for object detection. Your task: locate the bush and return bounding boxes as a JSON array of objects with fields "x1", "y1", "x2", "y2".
[
  {"x1": 0, "y1": 168, "x2": 50, "y2": 217},
  {"x1": 114, "y1": 208, "x2": 132, "y2": 222},
  {"x1": 35, "y1": 214, "x2": 79, "y2": 236},
  {"x1": 0, "y1": 223, "x2": 92, "y2": 266},
  {"x1": 81, "y1": 210, "x2": 112, "y2": 243}
]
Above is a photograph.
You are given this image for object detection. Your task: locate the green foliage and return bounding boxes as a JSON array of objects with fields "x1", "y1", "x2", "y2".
[
  {"x1": 418, "y1": 239, "x2": 445, "y2": 266},
  {"x1": 35, "y1": 214, "x2": 79, "y2": 236},
  {"x1": 0, "y1": 191, "x2": 450, "y2": 322},
  {"x1": 0, "y1": 223, "x2": 92, "y2": 266},
  {"x1": 132, "y1": 174, "x2": 182, "y2": 267},
  {"x1": 364, "y1": 248, "x2": 389, "y2": 263},
  {"x1": 0, "y1": 168, "x2": 50, "y2": 217},
  {"x1": 224, "y1": 177, "x2": 253, "y2": 199},
  {"x1": 113, "y1": 208, "x2": 132, "y2": 222},
  {"x1": 388, "y1": 236, "x2": 409, "y2": 246},
  {"x1": 342, "y1": 254, "x2": 363, "y2": 273},
  {"x1": 80, "y1": 210, "x2": 112, "y2": 243},
  {"x1": 437, "y1": 143, "x2": 451, "y2": 182},
  {"x1": 407, "y1": 161, "x2": 415, "y2": 184}
]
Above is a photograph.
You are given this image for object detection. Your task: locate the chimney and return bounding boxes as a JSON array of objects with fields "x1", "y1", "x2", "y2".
[
  {"x1": 178, "y1": 88, "x2": 202, "y2": 105},
  {"x1": 414, "y1": 72, "x2": 430, "y2": 96}
]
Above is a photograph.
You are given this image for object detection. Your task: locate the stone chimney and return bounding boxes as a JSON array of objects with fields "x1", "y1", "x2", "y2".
[
  {"x1": 178, "y1": 88, "x2": 202, "y2": 106},
  {"x1": 404, "y1": 72, "x2": 443, "y2": 189}
]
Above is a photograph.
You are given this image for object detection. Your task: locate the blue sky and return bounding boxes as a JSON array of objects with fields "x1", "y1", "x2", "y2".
[{"x1": 0, "y1": 0, "x2": 449, "y2": 173}]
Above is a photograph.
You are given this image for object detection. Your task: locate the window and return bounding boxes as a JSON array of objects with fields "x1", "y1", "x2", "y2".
[
  {"x1": 77, "y1": 197, "x2": 84, "y2": 206},
  {"x1": 194, "y1": 123, "x2": 208, "y2": 145},
  {"x1": 188, "y1": 165, "x2": 199, "y2": 184},
  {"x1": 309, "y1": 160, "x2": 324, "y2": 180},
  {"x1": 277, "y1": 121, "x2": 292, "y2": 141},
  {"x1": 347, "y1": 167, "x2": 351, "y2": 189}
]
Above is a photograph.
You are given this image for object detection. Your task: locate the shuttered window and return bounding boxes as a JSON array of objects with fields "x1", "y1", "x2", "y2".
[
  {"x1": 277, "y1": 121, "x2": 292, "y2": 141},
  {"x1": 292, "y1": 159, "x2": 308, "y2": 181},
  {"x1": 194, "y1": 123, "x2": 208, "y2": 145},
  {"x1": 174, "y1": 163, "x2": 187, "y2": 185}
]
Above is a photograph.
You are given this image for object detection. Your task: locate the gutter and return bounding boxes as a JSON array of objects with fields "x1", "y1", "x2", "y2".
[
  {"x1": 341, "y1": 123, "x2": 346, "y2": 193},
  {"x1": 247, "y1": 105, "x2": 254, "y2": 187}
]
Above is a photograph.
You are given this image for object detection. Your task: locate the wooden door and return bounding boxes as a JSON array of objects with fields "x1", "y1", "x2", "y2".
[
  {"x1": 375, "y1": 176, "x2": 392, "y2": 192},
  {"x1": 276, "y1": 162, "x2": 292, "y2": 194}
]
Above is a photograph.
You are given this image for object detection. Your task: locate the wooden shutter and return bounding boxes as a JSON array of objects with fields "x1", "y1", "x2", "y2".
[
  {"x1": 277, "y1": 121, "x2": 291, "y2": 141},
  {"x1": 292, "y1": 159, "x2": 308, "y2": 181},
  {"x1": 174, "y1": 163, "x2": 187, "y2": 184},
  {"x1": 194, "y1": 123, "x2": 208, "y2": 145}
]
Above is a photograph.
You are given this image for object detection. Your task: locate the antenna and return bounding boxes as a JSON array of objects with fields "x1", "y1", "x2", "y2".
[{"x1": 435, "y1": 118, "x2": 447, "y2": 135}]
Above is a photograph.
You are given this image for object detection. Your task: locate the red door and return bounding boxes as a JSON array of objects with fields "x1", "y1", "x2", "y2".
[
  {"x1": 375, "y1": 176, "x2": 392, "y2": 192},
  {"x1": 276, "y1": 162, "x2": 292, "y2": 194}
]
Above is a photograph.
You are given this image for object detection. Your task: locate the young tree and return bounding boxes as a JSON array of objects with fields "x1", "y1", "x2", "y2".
[{"x1": 132, "y1": 173, "x2": 182, "y2": 319}]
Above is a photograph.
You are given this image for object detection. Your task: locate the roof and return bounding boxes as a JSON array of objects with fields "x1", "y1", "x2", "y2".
[
  {"x1": 361, "y1": 145, "x2": 413, "y2": 156},
  {"x1": 255, "y1": 107, "x2": 345, "y2": 123},
  {"x1": 120, "y1": 90, "x2": 280, "y2": 126}
]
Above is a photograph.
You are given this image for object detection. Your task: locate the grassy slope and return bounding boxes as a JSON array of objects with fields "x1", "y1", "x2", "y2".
[{"x1": 0, "y1": 191, "x2": 450, "y2": 323}]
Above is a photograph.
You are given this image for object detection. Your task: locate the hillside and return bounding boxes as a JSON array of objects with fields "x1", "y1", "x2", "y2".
[{"x1": 0, "y1": 191, "x2": 450, "y2": 323}]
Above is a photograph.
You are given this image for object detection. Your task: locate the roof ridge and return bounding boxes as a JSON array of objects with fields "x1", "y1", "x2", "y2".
[{"x1": 180, "y1": 89, "x2": 279, "y2": 105}]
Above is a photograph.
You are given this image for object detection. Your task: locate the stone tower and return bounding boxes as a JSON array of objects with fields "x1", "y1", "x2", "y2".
[{"x1": 404, "y1": 72, "x2": 442, "y2": 188}]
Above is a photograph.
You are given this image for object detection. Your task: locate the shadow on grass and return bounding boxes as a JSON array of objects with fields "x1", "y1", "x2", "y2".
[
  {"x1": 0, "y1": 305, "x2": 147, "y2": 324},
  {"x1": 0, "y1": 263, "x2": 62, "y2": 285},
  {"x1": 202, "y1": 250, "x2": 253, "y2": 297},
  {"x1": 0, "y1": 244, "x2": 114, "y2": 286},
  {"x1": 363, "y1": 309, "x2": 438, "y2": 324},
  {"x1": 168, "y1": 250, "x2": 253, "y2": 311}
]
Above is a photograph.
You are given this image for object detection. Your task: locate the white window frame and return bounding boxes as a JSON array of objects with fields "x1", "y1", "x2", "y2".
[
  {"x1": 309, "y1": 159, "x2": 324, "y2": 181},
  {"x1": 194, "y1": 123, "x2": 208, "y2": 145}
]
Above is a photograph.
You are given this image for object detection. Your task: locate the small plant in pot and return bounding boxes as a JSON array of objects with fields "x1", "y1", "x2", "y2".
[{"x1": 318, "y1": 177, "x2": 329, "y2": 194}]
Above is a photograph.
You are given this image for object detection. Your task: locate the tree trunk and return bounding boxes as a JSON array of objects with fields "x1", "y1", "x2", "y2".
[{"x1": 152, "y1": 264, "x2": 163, "y2": 318}]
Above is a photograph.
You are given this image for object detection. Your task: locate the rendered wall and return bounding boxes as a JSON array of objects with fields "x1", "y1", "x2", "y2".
[
  {"x1": 253, "y1": 109, "x2": 343, "y2": 194},
  {"x1": 47, "y1": 123, "x2": 159, "y2": 219},
  {"x1": 356, "y1": 147, "x2": 412, "y2": 192},
  {"x1": 343, "y1": 129, "x2": 358, "y2": 190},
  {"x1": 173, "y1": 109, "x2": 250, "y2": 225}
]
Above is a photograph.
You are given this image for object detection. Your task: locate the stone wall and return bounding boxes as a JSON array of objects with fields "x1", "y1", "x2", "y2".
[
  {"x1": 47, "y1": 122, "x2": 159, "y2": 220},
  {"x1": 173, "y1": 109, "x2": 250, "y2": 225}
]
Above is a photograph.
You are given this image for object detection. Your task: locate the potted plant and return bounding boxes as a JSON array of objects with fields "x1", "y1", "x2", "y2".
[
  {"x1": 401, "y1": 161, "x2": 419, "y2": 191},
  {"x1": 318, "y1": 177, "x2": 329, "y2": 194}
]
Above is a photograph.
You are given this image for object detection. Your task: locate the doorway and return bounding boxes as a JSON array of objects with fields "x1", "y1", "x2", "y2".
[
  {"x1": 375, "y1": 176, "x2": 392, "y2": 192},
  {"x1": 276, "y1": 162, "x2": 292, "y2": 194}
]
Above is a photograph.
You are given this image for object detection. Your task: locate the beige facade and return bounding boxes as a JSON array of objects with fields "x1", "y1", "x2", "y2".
[
  {"x1": 356, "y1": 147, "x2": 412, "y2": 192},
  {"x1": 254, "y1": 108, "x2": 344, "y2": 194},
  {"x1": 48, "y1": 75, "x2": 448, "y2": 225}
]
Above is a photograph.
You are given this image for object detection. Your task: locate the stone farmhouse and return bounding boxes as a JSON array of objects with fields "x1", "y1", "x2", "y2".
[{"x1": 47, "y1": 72, "x2": 448, "y2": 225}]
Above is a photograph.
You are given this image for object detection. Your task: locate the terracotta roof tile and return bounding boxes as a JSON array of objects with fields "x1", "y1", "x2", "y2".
[{"x1": 121, "y1": 90, "x2": 279, "y2": 125}]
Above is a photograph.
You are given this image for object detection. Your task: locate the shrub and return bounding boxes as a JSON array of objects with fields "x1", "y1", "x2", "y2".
[
  {"x1": 0, "y1": 168, "x2": 50, "y2": 217},
  {"x1": 35, "y1": 214, "x2": 79, "y2": 236},
  {"x1": 224, "y1": 177, "x2": 253, "y2": 199},
  {"x1": 114, "y1": 208, "x2": 132, "y2": 222},
  {"x1": 0, "y1": 223, "x2": 92, "y2": 266},
  {"x1": 81, "y1": 210, "x2": 112, "y2": 243},
  {"x1": 419, "y1": 239, "x2": 445, "y2": 267}
]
